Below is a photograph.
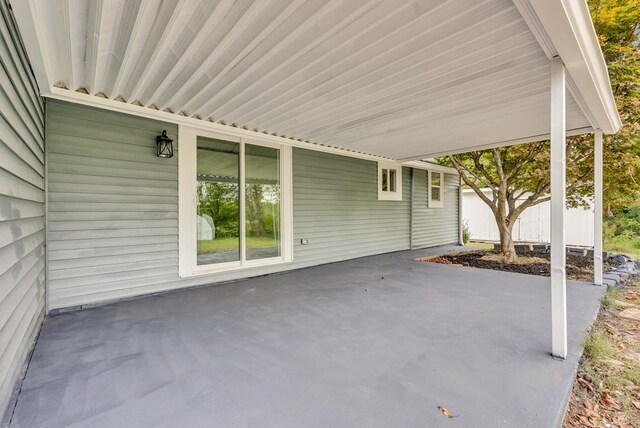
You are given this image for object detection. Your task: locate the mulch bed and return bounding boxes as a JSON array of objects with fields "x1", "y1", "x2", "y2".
[{"x1": 425, "y1": 250, "x2": 596, "y2": 281}]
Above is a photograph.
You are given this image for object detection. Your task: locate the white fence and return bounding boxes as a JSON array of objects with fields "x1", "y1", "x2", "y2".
[{"x1": 463, "y1": 189, "x2": 594, "y2": 247}]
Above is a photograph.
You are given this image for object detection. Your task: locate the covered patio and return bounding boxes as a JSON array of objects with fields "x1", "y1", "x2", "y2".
[
  {"x1": 0, "y1": 0, "x2": 623, "y2": 425},
  {"x1": 10, "y1": 247, "x2": 603, "y2": 428}
]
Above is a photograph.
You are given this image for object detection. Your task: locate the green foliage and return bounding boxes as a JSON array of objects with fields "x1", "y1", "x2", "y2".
[
  {"x1": 197, "y1": 181, "x2": 240, "y2": 238},
  {"x1": 600, "y1": 286, "x2": 623, "y2": 309},
  {"x1": 583, "y1": 324, "x2": 617, "y2": 361},
  {"x1": 245, "y1": 184, "x2": 280, "y2": 238},
  {"x1": 197, "y1": 181, "x2": 280, "y2": 240},
  {"x1": 441, "y1": 140, "x2": 594, "y2": 209},
  {"x1": 604, "y1": 201, "x2": 640, "y2": 258},
  {"x1": 462, "y1": 219, "x2": 471, "y2": 244},
  {"x1": 588, "y1": 0, "x2": 640, "y2": 212}
]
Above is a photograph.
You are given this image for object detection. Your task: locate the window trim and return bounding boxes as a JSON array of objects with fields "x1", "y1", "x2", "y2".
[
  {"x1": 178, "y1": 125, "x2": 293, "y2": 278},
  {"x1": 377, "y1": 162, "x2": 402, "y2": 201},
  {"x1": 428, "y1": 170, "x2": 444, "y2": 208}
]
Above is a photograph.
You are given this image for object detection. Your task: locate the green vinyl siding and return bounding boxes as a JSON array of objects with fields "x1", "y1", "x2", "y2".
[
  {"x1": 412, "y1": 169, "x2": 461, "y2": 248},
  {"x1": 293, "y1": 151, "x2": 411, "y2": 264},
  {"x1": 46, "y1": 100, "x2": 458, "y2": 310},
  {"x1": 0, "y1": 2, "x2": 45, "y2": 421}
]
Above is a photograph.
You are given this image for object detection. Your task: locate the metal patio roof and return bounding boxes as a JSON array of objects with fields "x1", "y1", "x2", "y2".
[{"x1": 10, "y1": 0, "x2": 621, "y2": 160}]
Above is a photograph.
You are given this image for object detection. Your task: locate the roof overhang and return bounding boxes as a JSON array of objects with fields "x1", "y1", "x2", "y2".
[
  {"x1": 516, "y1": 0, "x2": 621, "y2": 134},
  {"x1": 10, "y1": 0, "x2": 620, "y2": 162}
]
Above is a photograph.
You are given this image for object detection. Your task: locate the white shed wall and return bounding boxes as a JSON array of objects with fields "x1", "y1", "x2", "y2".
[{"x1": 463, "y1": 189, "x2": 594, "y2": 247}]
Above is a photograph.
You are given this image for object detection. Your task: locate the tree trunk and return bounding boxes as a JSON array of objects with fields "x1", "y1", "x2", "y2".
[{"x1": 496, "y1": 215, "x2": 517, "y2": 262}]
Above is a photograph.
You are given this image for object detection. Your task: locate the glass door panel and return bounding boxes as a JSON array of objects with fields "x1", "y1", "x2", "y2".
[
  {"x1": 196, "y1": 137, "x2": 240, "y2": 265},
  {"x1": 244, "y1": 144, "x2": 281, "y2": 261}
]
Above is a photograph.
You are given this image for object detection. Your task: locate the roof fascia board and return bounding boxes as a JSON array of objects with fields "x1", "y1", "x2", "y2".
[
  {"x1": 402, "y1": 161, "x2": 458, "y2": 175},
  {"x1": 522, "y1": 0, "x2": 621, "y2": 133},
  {"x1": 514, "y1": 0, "x2": 602, "y2": 131},
  {"x1": 399, "y1": 125, "x2": 594, "y2": 161}
]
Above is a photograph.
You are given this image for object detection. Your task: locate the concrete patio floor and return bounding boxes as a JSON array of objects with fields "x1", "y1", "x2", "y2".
[{"x1": 9, "y1": 246, "x2": 604, "y2": 428}]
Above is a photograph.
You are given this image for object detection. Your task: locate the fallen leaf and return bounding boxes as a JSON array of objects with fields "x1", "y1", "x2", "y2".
[
  {"x1": 437, "y1": 406, "x2": 457, "y2": 418},
  {"x1": 576, "y1": 415, "x2": 596, "y2": 427},
  {"x1": 618, "y1": 308, "x2": 640, "y2": 321},
  {"x1": 578, "y1": 377, "x2": 595, "y2": 393},
  {"x1": 583, "y1": 406, "x2": 600, "y2": 419},
  {"x1": 602, "y1": 394, "x2": 622, "y2": 410}
]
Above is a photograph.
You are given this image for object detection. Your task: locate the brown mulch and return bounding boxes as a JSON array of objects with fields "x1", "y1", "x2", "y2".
[{"x1": 423, "y1": 250, "x2": 596, "y2": 281}]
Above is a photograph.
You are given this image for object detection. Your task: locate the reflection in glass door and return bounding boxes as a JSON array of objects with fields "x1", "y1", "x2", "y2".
[
  {"x1": 196, "y1": 137, "x2": 240, "y2": 265},
  {"x1": 245, "y1": 144, "x2": 280, "y2": 261}
]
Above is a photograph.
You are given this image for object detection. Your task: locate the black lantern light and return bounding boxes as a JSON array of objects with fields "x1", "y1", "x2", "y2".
[{"x1": 156, "y1": 130, "x2": 174, "y2": 158}]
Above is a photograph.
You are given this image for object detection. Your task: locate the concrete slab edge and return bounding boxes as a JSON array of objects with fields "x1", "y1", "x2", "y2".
[{"x1": 1, "y1": 316, "x2": 45, "y2": 428}]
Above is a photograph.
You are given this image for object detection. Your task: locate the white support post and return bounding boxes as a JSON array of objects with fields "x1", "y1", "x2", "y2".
[
  {"x1": 594, "y1": 130, "x2": 604, "y2": 285},
  {"x1": 550, "y1": 58, "x2": 567, "y2": 360}
]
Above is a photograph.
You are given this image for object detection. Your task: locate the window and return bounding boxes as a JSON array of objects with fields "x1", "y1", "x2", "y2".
[
  {"x1": 179, "y1": 126, "x2": 292, "y2": 277},
  {"x1": 428, "y1": 170, "x2": 444, "y2": 208},
  {"x1": 378, "y1": 162, "x2": 402, "y2": 201}
]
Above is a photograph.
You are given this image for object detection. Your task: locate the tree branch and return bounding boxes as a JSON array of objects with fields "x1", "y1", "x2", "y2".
[
  {"x1": 450, "y1": 154, "x2": 497, "y2": 191},
  {"x1": 449, "y1": 155, "x2": 498, "y2": 214},
  {"x1": 492, "y1": 149, "x2": 506, "y2": 183},
  {"x1": 506, "y1": 143, "x2": 540, "y2": 182},
  {"x1": 469, "y1": 152, "x2": 499, "y2": 189}
]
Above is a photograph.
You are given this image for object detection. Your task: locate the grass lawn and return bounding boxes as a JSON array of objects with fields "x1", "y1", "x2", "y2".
[
  {"x1": 465, "y1": 241, "x2": 494, "y2": 250},
  {"x1": 605, "y1": 235, "x2": 640, "y2": 260},
  {"x1": 198, "y1": 236, "x2": 278, "y2": 253}
]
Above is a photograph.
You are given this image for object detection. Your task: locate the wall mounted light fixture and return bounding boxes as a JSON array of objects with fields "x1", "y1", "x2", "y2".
[{"x1": 156, "y1": 130, "x2": 174, "y2": 158}]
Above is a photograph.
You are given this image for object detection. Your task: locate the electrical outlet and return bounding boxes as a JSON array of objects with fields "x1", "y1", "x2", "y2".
[{"x1": 300, "y1": 239, "x2": 309, "y2": 245}]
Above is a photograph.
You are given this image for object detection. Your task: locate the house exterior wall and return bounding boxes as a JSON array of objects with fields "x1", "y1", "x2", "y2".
[
  {"x1": 411, "y1": 169, "x2": 461, "y2": 248},
  {"x1": 0, "y1": 2, "x2": 46, "y2": 420},
  {"x1": 46, "y1": 100, "x2": 458, "y2": 310},
  {"x1": 292, "y1": 153, "x2": 411, "y2": 265}
]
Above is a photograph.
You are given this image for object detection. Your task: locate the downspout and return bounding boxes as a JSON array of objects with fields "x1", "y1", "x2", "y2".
[
  {"x1": 44, "y1": 98, "x2": 49, "y2": 314},
  {"x1": 409, "y1": 167, "x2": 414, "y2": 250},
  {"x1": 458, "y1": 176, "x2": 464, "y2": 246}
]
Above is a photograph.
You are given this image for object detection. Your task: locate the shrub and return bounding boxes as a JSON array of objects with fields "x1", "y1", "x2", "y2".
[
  {"x1": 462, "y1": 219, "x2": 471, "y2": 244},
  {"x1": 604, "y1": 201, "x2": 640, "y2": 258}
]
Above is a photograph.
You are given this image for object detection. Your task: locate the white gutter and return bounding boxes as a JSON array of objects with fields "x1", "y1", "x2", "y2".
[
  {"x1": 402, "y1": 160, "x2": 458, "y2": 175},
  {"x1": 518, "y1": 0, "x2": 621, "y2": 134}
]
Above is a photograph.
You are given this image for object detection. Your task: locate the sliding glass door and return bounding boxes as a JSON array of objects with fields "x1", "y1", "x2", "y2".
[{"x1": 193, "y1": 135, "x2": 284, "y2": 270}]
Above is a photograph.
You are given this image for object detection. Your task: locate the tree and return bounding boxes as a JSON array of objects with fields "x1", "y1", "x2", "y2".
[
  {"x1": 447, "y1": 141, "x2": 593, "y2": 262},
  {"x1": 443, "y1": 0, "x2": 640, "y2": 262},
  {"x1": 590, "y1": 0, "x2": 640, "y2": 213}
]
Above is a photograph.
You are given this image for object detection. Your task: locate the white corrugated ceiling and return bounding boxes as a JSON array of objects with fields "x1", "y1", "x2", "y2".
[{"x1": 14, "y1": 0, "x2": 595, "y2": 159}]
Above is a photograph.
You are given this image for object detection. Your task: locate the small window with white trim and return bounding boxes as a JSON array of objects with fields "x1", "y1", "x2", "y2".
[
  {"x1": 428, "y1": 171, "x2": 443, "y2": 208},
  {"x1": 378, "y1": 162, "x2": 402, "y2": 201}
]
